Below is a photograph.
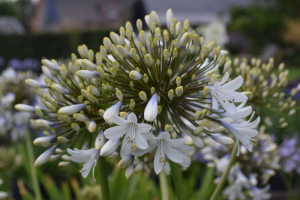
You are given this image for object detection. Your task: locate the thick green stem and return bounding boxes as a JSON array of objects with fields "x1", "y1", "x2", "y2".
[
  {"x1": 209, "y1": 142, "x2": 238, "y2": 200},
  {"x1": 25, "y1": 126, "x2": 42, "y2": 200},
  {"x1": 98, "y1": 156, "x2": 110, "y2": 200},
  {"x1": 169, "y1": 161, "x2": 186, "y2": 200},
  {"x1": 159, "y1": 170, "x2": 169, "y2": 200}
]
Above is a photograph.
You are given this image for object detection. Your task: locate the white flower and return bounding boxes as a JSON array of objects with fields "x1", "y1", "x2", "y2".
[
  {"x1": 144, "y1": 93, "x2": 158, "y2": 122},
  {"x1": 222, "y1": 112, "x2": 260, "y2": 155},
  {"x1": 67, "y1": 131, "x2": 104, "y2": 179},
  {"x1": 58, "y1": 104, "x2": 87, "y2": 115},
  {"x1": 219, "y1": 101, "x2": 252, "y2": 123},
  {"x1": 104, "y1": 113, "x2": 152, "y2": 158},
  {"x1": 103, "y1": 101, "x2": 122, "y2": 124},
  {"x1": 249, "y1": 185, "x2": 271, "y2": 200},
  {"x1": 131, "y1": 131, "x2": 185, "y2": 174},
  {"x1": 208, "y1": 72, "x2": 248, "y2": 115},
  {"x1": 223, "y1": 167, "x2": 251, "y2": 200}
]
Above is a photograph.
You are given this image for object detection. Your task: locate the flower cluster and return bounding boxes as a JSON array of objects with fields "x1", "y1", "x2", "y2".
[
  {"x1": 230, "y1": 57, "x2": 299, "y2": 128},
  {"x1": 278, "y1": 135, "x2": 300, "y2": 174},
  {"x1": 16, "y1": 9, "x2": 260, "y2": 179},
  {"x1": 198, "y1": 125, "x2": 279, "y2": 199},
  {"x1": 0, "y1": 68, "x2": 37, "y2": 141}
]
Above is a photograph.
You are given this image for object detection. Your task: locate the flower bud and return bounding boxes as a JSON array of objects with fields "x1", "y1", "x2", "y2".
[
  {"x1": 139, "y1": 91, "x2": 147, "y2": 102},
  {"x1": 194, "y1": 111, "x2": 201, "y2": 120},
  {"x1": 193, "y1": 126, "x2": 203, "y2": 134},
  {"x1": 34, "y1": 145, "x2": 57, "y2": 167},
  {"x1": 100, "y1": 139, "x2": 120, "y2": 157},
  {"x1": 42, "y1": 59, "x2": 60, "y2": 71},
  {"x1": 118, "y1": 154, "x2": 133, "y2": 168},
  {"x1": 211, "y1": 133, "x2": 234, "y2": 145},
  {"x1": 165, "y1": 124, "x2": 172, "y2": 133},
  {"x1": 58, "y1": 104, "x2": 87, "y2": 115},
  {"x1": 71, "y1": 123, "x2": 81, "y2": 131},
  {"x1": 178, "y1": 33, "x2": 191, "y2": 48},
  {"x1": 175, "y1": 86, "x2": 183, "y2": 97},
  {"x1": 134, "y1": 161, "x2": 144, "y2": 174},
  {"x1": 103, "y1": 101, "x2": 122, "y2": 124},
  {"x1": 117, "y1": 45, "x2": 130, "y2": 58},
  {"x1": 168, "y1": 89, "x2": 174, "y2": 100},
  {"x1": 129, "y1": 70, "x2": 143, "y2": 80},
  {"x1": 202, "y1": 87, "x2": 209, "y2": 98},
  {"x1": 25, "y1": 79, "x2": 48, "y2": 88},
  {"x1": 76, "y1": 70, "x2": 99, "y2": 79},
  {"x1": 143, "y1": 74, "x2": 149, "y2": 83},
  {"x1": 116, "y1": 90, "x2": 123, "y2": 102}
]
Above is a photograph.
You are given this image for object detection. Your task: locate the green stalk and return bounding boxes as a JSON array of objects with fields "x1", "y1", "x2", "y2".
[
  {"x1": 97, "y1": 156, "x2": 110, "y2": 200},
  {"x1": 24, "y1": 126, "x2": 42, "y2": 200},
  {"x1": 209, "y1": 142, "x2": 238, "y2": 200},
  {"x1": 159, "y1": 170, "x2": 169, "y2": 200},
  {"x1": 169, "y1": 161, "x2": 186, "y2": 200}
]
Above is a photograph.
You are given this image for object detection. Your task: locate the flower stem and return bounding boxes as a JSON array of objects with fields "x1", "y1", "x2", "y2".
[
  {"x1": 159, "y1": 170, "x2": 169, "y2": 200},
  {"x1": 25, "y1": 126, "x2": 42, "y2": 200},
  {"x1": 169, "y1": 161, "x2": 186, "y2": 200},
  {"x1": 209, "y1": 142, "x2": 238, "y2": 200},
  {"x1": 97, "y1": 156, "x2": 110, "y2": 200}
]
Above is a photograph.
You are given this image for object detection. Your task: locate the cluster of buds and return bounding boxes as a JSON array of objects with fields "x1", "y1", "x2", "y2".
[
  {"x1": 0, "y1": 68, "x2": 37, "y2": 142},
  {"x1": 16, "y1": 9, "x2": 260, "y2": 179},
  {"x1": 230, "y1": 57, "x2": 299, "y2": 128},
  {"x1": 198, "y1": 125, "x2": 279, "y2": 199}
]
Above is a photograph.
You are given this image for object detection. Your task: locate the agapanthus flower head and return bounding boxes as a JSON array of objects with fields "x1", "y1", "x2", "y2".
[
  {"x1": 0, "y1": 68, "x2": 37, "y2": 141},
  {"x1": 231, "y1": 57, "x2": 299, "y2": 128},
  {"x1": 19, "y1": 9, "x2": 260, "y2": 179}
]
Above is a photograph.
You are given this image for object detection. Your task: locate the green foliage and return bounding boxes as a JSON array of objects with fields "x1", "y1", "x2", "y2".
[
  {"x1": 0, "y1": 1, "x2": 18, "y2": 17},
  {"x1": 228, "y1": 0, "x2": 300, "y2": 54}
]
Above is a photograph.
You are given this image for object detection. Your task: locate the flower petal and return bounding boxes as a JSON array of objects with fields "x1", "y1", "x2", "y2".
[
  {"x1": 112, "y1": 115, "x2": 128, "y2": 126},
  {"x1": 135, "y1": 132, "x2": 149, "y2": 149},
  {"x1": 136, "y1": 123, "x2": 152, "y2": 134},
  {"x1": 165, "y1": 145, "x2": 183, "y2": 163},
  {"x1": 120, "y1": 136, "x2": 132, "y2": 158},
  {"x1": 104, "y1": 125, "x2": 129, "y2": 140}
]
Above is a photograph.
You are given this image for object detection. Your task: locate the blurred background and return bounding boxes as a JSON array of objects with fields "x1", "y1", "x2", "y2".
[{"x1": 0, "y1": 0, "x2": 300, "y2": 199}]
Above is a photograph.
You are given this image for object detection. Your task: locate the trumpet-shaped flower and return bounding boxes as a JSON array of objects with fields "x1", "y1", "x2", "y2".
[
  {"x1": 67, "y1": 131, "x2": 105, "y2": 179},
  {"x1": 104, "y1": 113, "x2": 152, "y2": 158},
  {"x1": 208, "y1": 72, "x2": 248, "y2": 115},
  {"x1": 222, "y1": 112, "x2": 260, "y2": 155},
  {"x1": 131, "y1": 131, "x2": 185, "y2": 174}
]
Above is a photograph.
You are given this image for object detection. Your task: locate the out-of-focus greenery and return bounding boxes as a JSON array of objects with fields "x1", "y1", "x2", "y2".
[
  {"x1": 0, "y1": 1, "x2": 18, "y2": 18},
  {"x1": 228, "y1": 0, "x2": 300, "y2": 64}
]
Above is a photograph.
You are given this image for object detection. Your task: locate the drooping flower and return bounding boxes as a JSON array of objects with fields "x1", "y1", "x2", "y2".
[
  {"x1": 104, "y1": 113, "x2": 152, "y2": 158},
  {"x1": 221, "y1": 112, "x2": 260, "y2": 155},
  {"x1": 67, "y1": 131, "x2": 105, "y2": 179}
]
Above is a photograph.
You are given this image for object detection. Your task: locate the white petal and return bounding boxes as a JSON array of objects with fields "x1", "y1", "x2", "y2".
[
  {"x1": 120, "y1": 136, "x2": 133, "y2": 158},
  {"x1": 104, "y1": 125, "x2": 129, "y2": 140},
  {"x1": 112, "y1": 115, "x2": 128, "y2": 126},
  {"x1": 154, "y1": 144, "x2": 164, "y2": 174},
  {"x1": 166, "y1": 138, "x2": 185, "y2": 148},
  {"x1": 165, "y1": 145, "x2": 183, "y2": 163},
  {"x1": 127, "y1": 113, "x2": 137, "y2": 123},
  {"x1": 135, "y1": 132, "x2": 149, "y2": 149},
  {"x1": 136, "y1": 123, "x2": 152, "y2": 134},
  {"x1": 131, "y1": 141, "x2": 158, "y2": 156}
]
